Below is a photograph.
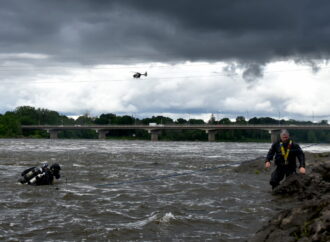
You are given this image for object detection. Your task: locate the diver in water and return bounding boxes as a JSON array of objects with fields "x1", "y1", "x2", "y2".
[{"x1": 18, "y1": 163, "x2": 61, "y2": 185}]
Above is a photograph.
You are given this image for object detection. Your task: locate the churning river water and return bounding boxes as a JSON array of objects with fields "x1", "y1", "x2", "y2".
[{"x1": 0, "y1": 139, "x2": 328, "y2": 241}]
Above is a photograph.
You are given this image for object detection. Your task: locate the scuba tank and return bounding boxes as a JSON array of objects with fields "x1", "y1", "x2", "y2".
[
  {"x1": 28, "y1": 173, "x2": 46, "y2": 185},
  {"x1": 18, "y1": 163, "x2": 48, "y2": 184}
]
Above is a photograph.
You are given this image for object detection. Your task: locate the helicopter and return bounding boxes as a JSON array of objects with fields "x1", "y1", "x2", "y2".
[{"x1": 133, "y1": 72, "x2": 148, "y2": 78}]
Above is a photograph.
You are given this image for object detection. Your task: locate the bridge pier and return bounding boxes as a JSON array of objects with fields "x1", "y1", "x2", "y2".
[
  {"x1": 269, "y1": 130, "x2": 281, "y2": 143},
  {"x1": 206, "y1": 130, "x2": 217, "y2": 142},
  {"x1": 96, "y1": 129, "x2": 109, "y2": 140},
  {"x1": 148, "y1": 130, "x2": 161, "y2": 141},
  {"x1": 47, "y1": 129, "x2": 60, "y2": 139}
]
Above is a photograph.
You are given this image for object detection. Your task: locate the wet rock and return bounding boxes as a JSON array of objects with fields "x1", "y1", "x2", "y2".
[
  {"x1": 272, "y1": 174, "x2": 318, "y2": 200},
  {"x1": 249, "y1": 197, "x2": 330, "y2": 242},
  {"x1": 249, "y1": 153, "x2": 330, "y2": 242},
  {"x1": 312, "y1": 162, "x2": 330, "y2": 182},
  {"x1": 233, "y1": 157, "x2": 267, "y2": 174}
]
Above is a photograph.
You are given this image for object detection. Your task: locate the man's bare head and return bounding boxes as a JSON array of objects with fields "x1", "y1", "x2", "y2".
[{"x1": 280, "y1": 129, "x2": 290, "y2": 143}]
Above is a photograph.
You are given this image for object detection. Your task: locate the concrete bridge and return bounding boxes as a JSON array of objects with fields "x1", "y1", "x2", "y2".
[{"x1": 21, "y1": 124, "x2": 330, "y2": 142}]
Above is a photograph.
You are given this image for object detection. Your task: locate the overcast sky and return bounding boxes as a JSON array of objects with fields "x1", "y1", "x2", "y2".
[{"x1": 1, "y1": 0, "x2": 330, "y2": 121}]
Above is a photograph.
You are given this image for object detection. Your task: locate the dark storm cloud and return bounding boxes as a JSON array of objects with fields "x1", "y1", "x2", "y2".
[
  {"x1": 242, "y1": 64, "x2": 264, "y2": 83},
  {"x1": 1, "y1": 0, "x2": 330, "y2": 65}
]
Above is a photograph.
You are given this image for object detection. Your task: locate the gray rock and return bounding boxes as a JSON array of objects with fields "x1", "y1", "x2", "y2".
[
  {"x1": 248, "y1": 153, "x2": 330, "y2": 242},
  {"x1": 233, "y1": 157, "x2": 267, "y2": 174},
  {"x1": 250, "y1": 198, "x2": 330, "y2": 242}
]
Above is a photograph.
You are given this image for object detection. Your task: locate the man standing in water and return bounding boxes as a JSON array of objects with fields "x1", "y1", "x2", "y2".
[{"x1": 265, "y1": 129, "x2": 306, "y2": 189}]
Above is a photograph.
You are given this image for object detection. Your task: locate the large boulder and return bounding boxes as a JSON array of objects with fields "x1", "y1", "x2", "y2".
[{"x1": 272, "y1": 174, "x2": 317, "y2": 200}]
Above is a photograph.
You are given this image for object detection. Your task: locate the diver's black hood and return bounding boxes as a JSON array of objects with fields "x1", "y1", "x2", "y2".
[{"x1": 50, "y1": 163, "x2": 61, "y2": 179}]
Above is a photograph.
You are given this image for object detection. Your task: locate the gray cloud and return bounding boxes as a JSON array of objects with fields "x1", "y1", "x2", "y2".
[
  {"x1": 242, "y1": 64, "x2": 264, "y2": 83},
  {"x1": 1, "y1": 0, "x2": 330, "y2": 120},
  {"x1": 1, "y1": 0, "x2": 330, "y2": 66}
]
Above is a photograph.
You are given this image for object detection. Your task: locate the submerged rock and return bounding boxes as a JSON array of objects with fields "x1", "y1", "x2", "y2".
[{"x1": 233, "y1": 157, "x2": 267, "y2": 174}]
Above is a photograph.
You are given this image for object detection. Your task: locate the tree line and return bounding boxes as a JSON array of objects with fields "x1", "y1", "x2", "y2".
[{"x1": 0, "y1": 106, "x2": 329, "y2": 143}]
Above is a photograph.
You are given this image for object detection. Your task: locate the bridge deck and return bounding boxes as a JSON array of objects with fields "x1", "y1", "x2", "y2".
[{"x1": 21, "y1": 124, "x2": 330, "y2": 131}]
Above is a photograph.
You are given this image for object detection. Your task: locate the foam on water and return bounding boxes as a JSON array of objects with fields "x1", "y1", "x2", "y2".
[{"x1": 159, "y1": 212, "x2": 176, "y2": 223}]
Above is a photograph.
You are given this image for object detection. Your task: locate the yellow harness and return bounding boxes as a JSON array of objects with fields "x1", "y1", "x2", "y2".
[{"x1": 280, "y1": 140, "x2": 292, "y2": 165}]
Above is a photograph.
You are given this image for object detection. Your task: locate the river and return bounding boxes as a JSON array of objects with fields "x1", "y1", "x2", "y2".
[{"x1": 0, "y1": 139, "x2": 328, "y2": 241}]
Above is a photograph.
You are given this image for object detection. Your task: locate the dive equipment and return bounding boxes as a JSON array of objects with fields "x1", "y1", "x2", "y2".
[{"x1": 19, "y1": 163, "x2": 48, "y2": 184}]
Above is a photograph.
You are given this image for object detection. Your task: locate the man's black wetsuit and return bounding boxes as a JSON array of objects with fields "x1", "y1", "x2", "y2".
[{"x1": 266, "y1": 140, "x2": 305, "y2": 189}]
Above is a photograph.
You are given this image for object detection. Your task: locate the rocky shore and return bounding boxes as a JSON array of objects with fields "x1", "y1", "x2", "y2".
[{"x1": 236, "y1": 152, "x2": 330, "y2": 242}]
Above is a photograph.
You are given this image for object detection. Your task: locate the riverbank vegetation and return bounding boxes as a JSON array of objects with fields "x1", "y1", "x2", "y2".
[{"x1": 0, "y1": 106, "x2": 329, "y2": 142}]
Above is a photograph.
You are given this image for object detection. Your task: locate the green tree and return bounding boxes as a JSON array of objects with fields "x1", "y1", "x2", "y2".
[
  {"x1": 76, "y1": 115, "x2": 94, "y2": 125},
  {"x1": 219, "y1": 118, "x2": 231, "y2": 124},
  {"x1": 236, "y1": 116, "x2": 247, "y2": 124},
  {"x1": 188, "y1": 119, "x2": 205, "y2": 124},
  {"x1": 208, "y1": 114, "x2": 216, "y2": 124},
  {"x1": 307, "y1": 130, "x2": 317, "y2": 143},
  {"x1": 118, "y1": 115, "x2": 135, "y2": 125},
  {"x1": 0, "y1": 112, "x2": 21, "y2": 137},
  {"x1": 176, "y1": 118, "x2": 188, "y2": 124},
  {"x1": 142, "y1": 116, "x2": 174, "y2": 125},
  {"x1": 319, "y1": 120, "x2": 328, "y2": 125},
  {"x1": 94, "y1": 113, "x2": 117, "y2": 124}
]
